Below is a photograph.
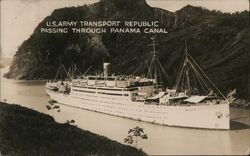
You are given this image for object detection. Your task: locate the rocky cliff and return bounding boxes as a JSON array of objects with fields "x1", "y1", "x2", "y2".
[{"x1": 5, "y1": 0, "x2": 249, "y2": 99}]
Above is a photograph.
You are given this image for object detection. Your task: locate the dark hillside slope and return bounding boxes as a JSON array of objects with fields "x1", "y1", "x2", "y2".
[{"x1": 0, "y1": 102, "x2": 146, "y2": 155}]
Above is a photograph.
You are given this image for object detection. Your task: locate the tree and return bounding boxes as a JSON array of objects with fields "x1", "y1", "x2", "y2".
[{"x1": 124, "y1": 126, "x2": 148, "y2": 149}]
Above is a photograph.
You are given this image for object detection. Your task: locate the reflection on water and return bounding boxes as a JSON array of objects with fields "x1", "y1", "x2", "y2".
[{"x1": 1, "y1": 68, "x2": 249, "y2": 155}]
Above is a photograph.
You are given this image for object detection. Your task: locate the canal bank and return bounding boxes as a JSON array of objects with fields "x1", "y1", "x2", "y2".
[{"x1": 0, "y1": 102, "x2": 146, "y2": 156}]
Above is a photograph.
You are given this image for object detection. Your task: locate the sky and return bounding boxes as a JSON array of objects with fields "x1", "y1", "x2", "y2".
[{"x1": 1, "y1": 0, "x2": 249, "y2": 58}]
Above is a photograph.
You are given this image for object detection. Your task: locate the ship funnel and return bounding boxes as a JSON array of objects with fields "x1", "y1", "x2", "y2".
[{"x1": 103, "y1": 62, "x2": 111, "y2": 78}]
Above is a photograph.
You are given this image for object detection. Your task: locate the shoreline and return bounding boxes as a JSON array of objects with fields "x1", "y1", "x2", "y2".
[
  {"x1": 230, "y1": 99, "x2": 250, "y2": 109},
  {"x1": 0, "y1": 102, "x2": 146, "y2": 156}
]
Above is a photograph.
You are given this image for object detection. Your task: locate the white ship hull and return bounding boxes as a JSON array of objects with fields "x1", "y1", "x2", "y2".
[{"x1": 46, "y1": 89, "x2": 230, "y2": 130}]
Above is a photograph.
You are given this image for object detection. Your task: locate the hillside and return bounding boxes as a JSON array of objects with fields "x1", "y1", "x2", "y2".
[
  {"x1": 0, "y1": 102, "x2": 146, "y2": 155},
  {"x1": 5, "y1": 0, "x2": 249, "y2": 99}
]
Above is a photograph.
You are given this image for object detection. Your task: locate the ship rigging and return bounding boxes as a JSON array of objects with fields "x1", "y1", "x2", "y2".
[{"x1": 46, "y1": 38, "x2": 230, "y2": 130}]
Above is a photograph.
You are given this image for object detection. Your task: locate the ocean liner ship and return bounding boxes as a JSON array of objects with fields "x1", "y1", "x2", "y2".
[{"x1": 46, "y1": 38, "x2": 230, "y2": 130}]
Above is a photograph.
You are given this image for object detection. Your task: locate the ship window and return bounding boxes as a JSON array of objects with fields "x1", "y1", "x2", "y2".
[
  {"x1": 97, "y1": 88, "x2": 122, "y2": 91},
  {"x1": 88, "y1": 87, "x2": 96, "y2": 89},
  {"x1": 132, "y1": 93, "x2": 138, "y2": 96},
  {"x1": 127, "y1": 88, "x2": 138, "y2": 91},
  {"x1": 97, "y1": 92, "x2": 123, "y2": 96},
  {"x1": 88, "y1": 77, "x2": 96, "y2": 80}
]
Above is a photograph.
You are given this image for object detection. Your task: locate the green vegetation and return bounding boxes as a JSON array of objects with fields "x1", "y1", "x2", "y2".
[{"x1": 0, "y1": 102, "x2": 146, "y2": 156}]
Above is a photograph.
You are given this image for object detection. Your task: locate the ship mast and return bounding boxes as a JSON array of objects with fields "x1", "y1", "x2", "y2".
[
  {"x1": 174, "y1": 41, "x2": 227, "y2": 100},
  {"x1": 148, "y1": 37, "x2": 159, "y2": 89},
  {"x1": 53, "y1": 55, "x2": 67, "y2": 83},
  {"x1": 60, "y1": 56, "x2": 63, "y2": 83},
  {"x1": 147, "y1": 37, "x2": 172, "y2": 90},
  {"x1": 152, "y1": 37, "x2": 158, "y2": 89},
  {"x1": 184, "y1": 41, "x2": 191, "y2": 96}
]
